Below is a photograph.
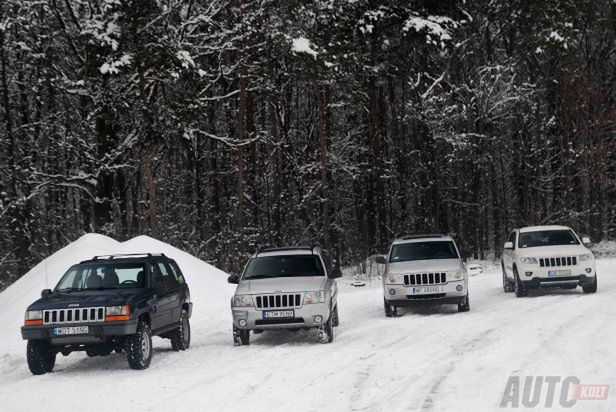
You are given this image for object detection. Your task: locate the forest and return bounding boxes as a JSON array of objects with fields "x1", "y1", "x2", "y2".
[{"x1": 0, "y1": 0, "x2": 615, "y2": 287}]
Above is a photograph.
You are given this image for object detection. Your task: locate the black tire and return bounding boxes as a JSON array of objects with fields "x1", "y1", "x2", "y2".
[
  {"x1": 318, "y1": 314, "x2": 334, "y2": 344},
  {"x1": 583, "y1": 276, "x2": 597, "y2": 294},
  {"x1": 331, "y1": 304, "x2": 339, "y2": 327},
  {"x1": 502, "y1": 263, "x2": 515, "y2": 293},
  {"x1": 233, "y1": 325, "x2": 250, "y2": 346},
  {"x1": 124, "y1": 321, "x2": 153, "y2": 370},
  {"x1": 170, "y1": 310, "x2": 191, "y2": 351},
  {"x1": 384, "y1": 297, "x2": 398, "y2": 317},
  {"x1": 86, "y1": 350, "x2": 97, "y2": 358},
  {"x1": 514, "y1": 269, "x2": 528, "y2": 298},
  {"x1": 27, "y1": 340, "x2": 56, "y2": 375},
  {"x1": 458, "y1": 293, "x2": 470, "y2": 312}
]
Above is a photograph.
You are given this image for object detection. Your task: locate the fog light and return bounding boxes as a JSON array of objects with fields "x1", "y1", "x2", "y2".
[
  {"x1": 238, "y1": 319, "x2": 247, "y2": 327},
  {"x1": 314, "y1": 315, "x2": 323, "y2": 323},
  {"x1": 456, "y1": 285, "x2": 463, "y2": 291},
  {"x1": 389, "y1": 289, "x2": 396, "y2": 295},
  {"x1": 525, "y1": 272, "x2": 532, "y2": 277},
  {"x1": 585, "y1": 268, "x2": 592, "y2": 273}
]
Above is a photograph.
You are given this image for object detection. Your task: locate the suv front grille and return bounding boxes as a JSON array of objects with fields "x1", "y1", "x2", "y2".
[
  {"x1": 43, "y1": 307, "x2": 105, "y2": 325},
  {"x1": 403, "y1": 273, "x2": 447, "y2": 286},
  {"x1": 539, "y1": 257, "x2": 577, "y2": 267},
  {"x1": 255, "y1": 294, "x2": 302, "y2": 309}
]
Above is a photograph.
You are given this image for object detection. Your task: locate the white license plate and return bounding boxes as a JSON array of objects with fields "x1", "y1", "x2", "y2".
[
  {"x1": 54, "y1": 326, "x2": 89, "y2": 336},
  {"x1": 411, "y1": 286, "x2": 441, "y2": 294},
  {"x1": 262, "y1": 310, "x2": 294, "y2": 319},
  {"x1": 548, "y1": 270, "x2": 571, "y2": 277}
]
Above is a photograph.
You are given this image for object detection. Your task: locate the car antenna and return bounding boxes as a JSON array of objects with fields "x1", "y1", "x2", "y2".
[{"x1": 44, "y1": 256, "x2": 48, "y2": 289}]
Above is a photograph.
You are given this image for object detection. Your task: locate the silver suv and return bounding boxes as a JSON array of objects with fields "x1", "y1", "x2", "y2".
[
  {"x1": 228, "y1": 246, "x2": 342, "y2": 345},
  {"x1": 376, "y1": 234, "x2": 471, "y2": 316}
]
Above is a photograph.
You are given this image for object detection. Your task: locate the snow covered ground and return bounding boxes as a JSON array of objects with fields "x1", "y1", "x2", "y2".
[{"x1": 0, "y1": 234, "x2": 614, "y2": 411}]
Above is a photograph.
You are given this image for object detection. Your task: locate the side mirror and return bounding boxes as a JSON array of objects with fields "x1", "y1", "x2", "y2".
[
  {"x1": 375, "y1": 255, "x2": 387, "y2": 264},
  {"x1": 227, "y1": 274, "x2": 239, "y2": 284},
  {"x1": 330, "y1": 268, "x2": 343, "y2": 279},
  {"x1": 41, "y1": 289, "x2": 52, "y2": 299},
  {"x1": 582, "y1": 237, "x2": 591, "y2": 245},
  {"x1": 504, "y1": 242, "x2": 514, "y2": 250}
]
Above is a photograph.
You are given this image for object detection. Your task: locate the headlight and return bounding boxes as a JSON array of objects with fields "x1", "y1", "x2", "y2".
[
  {"x1": 579, "y1": 254, "x2": 593, "y2": 262},
  {"x1": 24, "y1": 310, "x2": 43, "y2": 326},
  {"x1": 25, "y1": 310, "x2": 42, "y2": 321},
  {"x1": 304, "y1": 290, "x2": 326, "y2": 304},
  {"x1": 451, "y1": 269, "x2": 465, "y2": 281},
  {"x1": 105, "y1": 305, "x2": 130, "y2": 316},
  {"x1": 520, "y1": 257, "x2": 538, "y2": 264},
  {"x1": 233, "y1": 295, "x2": 254, "y2": 307},
  {"x1": 386, "y1": 274, "x2": 399, "y2": 284}
]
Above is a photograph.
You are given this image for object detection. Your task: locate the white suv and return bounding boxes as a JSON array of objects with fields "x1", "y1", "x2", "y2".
[
  {"x1": 376, "y1": 234, "x2": 471, "y2": 316},
  {"x1": 501, "y1": 225, "x2": 597, "y2": 297},
  {"x1": 228, "y1": 246, "x2": 341, "y2": 345}
]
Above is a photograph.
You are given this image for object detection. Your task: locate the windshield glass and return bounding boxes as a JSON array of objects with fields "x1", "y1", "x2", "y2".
[
  {"x1": 243, "y1": 255, "x2": 324, "y2": 279},
  {"x1": 518, "y1": 230, "x2": 579, "y2": 248},
  {"x1": 54, "y1": 262, "x2": 146, "y2": 291},
  {"x1": 389, "y1": 241, "x2": 459, "y2": 262}
]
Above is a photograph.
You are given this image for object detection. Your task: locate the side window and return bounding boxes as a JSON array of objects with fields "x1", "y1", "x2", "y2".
[
  {"x1": 158, "y1": 261, "x2": 179, "y2": 290},
  {"x1": 168, "y1": 261, "x2": 186, "y2": 285},
  {"x1": 149, "y1": 262, "x2": 168, "y2": 292}
]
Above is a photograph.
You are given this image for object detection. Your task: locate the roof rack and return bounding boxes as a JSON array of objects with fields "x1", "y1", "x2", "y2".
[
  {"x1": 396, "y1": 233, "x2": 447, "y2": 240},
  {"x1": 86, "y1": 253, "x2": 166, "y2": 262},
  {"x1": 256, "y1": 245, "x2": 322, "y2": 256}
]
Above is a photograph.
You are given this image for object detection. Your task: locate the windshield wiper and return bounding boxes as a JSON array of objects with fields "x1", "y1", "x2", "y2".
[
  {"x1": 55, "y1": 287, "x2": 83, "y2": 293},
  {"x1": 244, "y1": 275, "x2": 279, "y2": 279}
]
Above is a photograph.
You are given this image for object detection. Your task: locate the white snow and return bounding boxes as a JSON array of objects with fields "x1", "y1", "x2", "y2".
[
  {"x1": 0, "y1": 234, "x2": 615, "y2": 411},
  {"x1": 100, "y1": 54, "x2": 132, "y2": 74},
  {"x1": 291, "y1": 37, "x2": 318, "y2": 58},
  {"x1": 403, "y1": 15, "x2": 456, "y2": 46}
]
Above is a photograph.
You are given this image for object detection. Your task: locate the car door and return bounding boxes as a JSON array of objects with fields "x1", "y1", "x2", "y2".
[
  {"x1": 148, "y1": 262, "x2": 169, "y2": 331},
  {"x1": 159, "y1": 260, "x2": 182, "y2": 325}
]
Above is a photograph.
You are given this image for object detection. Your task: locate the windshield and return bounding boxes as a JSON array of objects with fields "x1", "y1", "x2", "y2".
[
  {"x1": 54, "y1": 262, "x2": 146, "y2": 291},
  {"x1": 518, "y1": 230, "x2": 579, "y2": 248},
  {"x1": 389, "y1": 241, "x2": 459, "y2": 262},
  {"x1": 243, "y1": 255, "x2": 325, "y2": 280}
]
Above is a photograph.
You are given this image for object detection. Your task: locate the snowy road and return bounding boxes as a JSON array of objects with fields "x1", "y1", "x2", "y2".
[{"x1": 0, "y1": 235, "x2": 614, "y2": 411}]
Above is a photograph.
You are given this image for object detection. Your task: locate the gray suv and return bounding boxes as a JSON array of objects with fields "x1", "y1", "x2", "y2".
[
  {"x1": 228, "y1": 246, "x2": 342, "y2": 345},
  {"x1": 376, "y1": 234, "x2": 471, "y2": 316}
]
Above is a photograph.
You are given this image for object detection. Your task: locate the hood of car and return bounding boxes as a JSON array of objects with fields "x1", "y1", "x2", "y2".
[
  {"x1": 237, "y1": 276, "x2": 326, "y2": 294},
  {"x1": 516, "y1": 245, "x2": 592, "y2": 258},
  {"x1": 27, "y1": 288, "x2": 147, "y2": 311},
  {"x1": 387, "y1": 259, "x2": 462, "y2": 274}
]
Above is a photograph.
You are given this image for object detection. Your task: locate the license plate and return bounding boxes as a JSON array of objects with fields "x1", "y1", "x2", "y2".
[
  {"x1": 262, "y1": 310, "x2": 294, "y2": 319},
  {"x1": 411, "y1": 286, "x2": 441, "y2": 294},
  {"x1": 54, "y1": 326, "x2": 89, "y2": 336},
  {"x1": 548, "y1": 269, "x2": 571, "y2": 277}
]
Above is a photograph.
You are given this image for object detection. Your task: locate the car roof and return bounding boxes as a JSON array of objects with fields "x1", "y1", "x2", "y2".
[
  {"x1": 251, "y1": 246, "x2": 322, "y2": 258},
  {"x1": 79, "y1": 253, "x2": 169, "y2": 264},
  {"x1": 518, "y1": 225, "x2": 571, "y2": 233},
  {"x1": 392, "y1": 233, "x2": 453, "y2": 245}
]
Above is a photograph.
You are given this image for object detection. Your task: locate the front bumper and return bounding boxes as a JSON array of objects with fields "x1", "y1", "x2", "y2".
[
  {"x1": 383, "y1": 280, "x2": 467, "y2": 307},
  {"x1": 21, "y1": 319, "x2": 138, "y2": 343},
  {"x1": 521, "y1": 274, "x2": 595, "y2": 289},
  {"x1": 232, "y1": 302, "x2": 331, "y2": 330}
]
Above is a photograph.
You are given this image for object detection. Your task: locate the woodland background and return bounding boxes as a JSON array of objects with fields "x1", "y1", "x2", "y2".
[{"x1": 1, "y1": 0, "x2": 615, "y2": 287}]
